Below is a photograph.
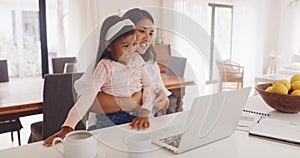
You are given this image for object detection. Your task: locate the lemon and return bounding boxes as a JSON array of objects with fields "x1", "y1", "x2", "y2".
[
  {"x1": 291, "y1": 90, "x2": 300, "y2": 96},
  {"x1": 292, "y1": 81, "x2": 300, "y2": 90},
  {"x1": 274, "y1": 80, "x2": 291, "y2": 91},
  {"x1": 265, "y1": 86, "x2": 273, "y2": 92},
  {"x1": 270, "y1": 83, "x2": 288, "y2": 95},
  {"x1": 290, "y1": 74, "x2": 300, "y2": 84}
]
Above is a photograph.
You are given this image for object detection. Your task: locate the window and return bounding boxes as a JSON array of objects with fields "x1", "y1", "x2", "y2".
[
  {"x1": 0, "y1": 0, "x2": 70, "y2": 77},
  {"x1": 11, "y1": 10, "x2": 41, "y2": 77},
  {"x1": 46, "y1": 0, "x2": 70, "y2": 73},
  {"x1": 207, "y1": 3, "x2": 233, "y2": 82},
  {"x1": 0, "y1": 0, "x2": 41, "y2": 77}
]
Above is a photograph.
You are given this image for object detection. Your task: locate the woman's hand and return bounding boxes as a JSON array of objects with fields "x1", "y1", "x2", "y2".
[
  {"x1": 153, "y1": 88, "x2": 169, "y2": 112},
  {"x1": 43, "y1": 126, "x2": 73, "y2": 147}
]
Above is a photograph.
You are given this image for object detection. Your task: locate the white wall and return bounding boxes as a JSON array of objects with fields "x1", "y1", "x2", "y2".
[
  {"x1": 100, "y1": 0, "x2": 162, "y2": 17},
  {"x1": 69, "y1": 0, "x2": 162, "y2": 70},
  {"x1": 255, "y1": 0, "x2": 281, "y2": 74},
  {"x1": 277, "y1": 0, "x2": 300, "y2": 67},
  {"x1": 161, "y1": 0, "x2": 293, "y2": 88},
  {"x1": 231, "y1": 0, "x2": 281, "y2": 83}
]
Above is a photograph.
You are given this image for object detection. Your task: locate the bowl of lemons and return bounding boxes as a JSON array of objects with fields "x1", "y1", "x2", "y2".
[{"x1": 255, "y1": 74, "x2": 300, "y2": 113}]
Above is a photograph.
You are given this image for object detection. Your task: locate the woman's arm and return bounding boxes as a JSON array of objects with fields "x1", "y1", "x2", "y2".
[
  {"x1": 146, "y1": 62, "x2": 171, "y2": 112},
  {"x1": 89, "y1": 91, "x2": 143, "y2": 114},
  {"x1": 153, "y1": 88, "x2": 169, "y2": 112}
]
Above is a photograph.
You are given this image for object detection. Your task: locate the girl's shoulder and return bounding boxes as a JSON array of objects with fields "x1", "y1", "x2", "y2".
[
  {"x1": 97, "y1": 58, "x2": 113, "y2": 65},
  {"x1": 95, "y1": 58, "x2": 115, "y2": 69}
]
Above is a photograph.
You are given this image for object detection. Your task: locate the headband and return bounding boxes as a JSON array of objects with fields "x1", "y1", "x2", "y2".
[{"x1": 105, "y1": 19, "x2": 135, "y2": 41}]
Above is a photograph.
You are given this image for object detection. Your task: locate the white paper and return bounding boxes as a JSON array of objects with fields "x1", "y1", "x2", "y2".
[
  {"x1": 249, "y1": 118, "x2": 300, "y2": 144},
  {"x1": 236, "y1": 112, "x2": 262, "y2": 131}
]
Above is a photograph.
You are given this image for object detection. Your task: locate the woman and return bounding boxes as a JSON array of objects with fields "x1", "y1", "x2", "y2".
[
  {"x1": 87, "y1": 8, "x2": 172, "y2": 129},
  {"x1": 43, "y1": 8, "x2": 170, "y2": 147},
  {"x1": 78, "y1": 8, "x2": 170, "y2": 116},
  {"x1": 123, "y1": 8, "x2": 171, "y2": 114}
]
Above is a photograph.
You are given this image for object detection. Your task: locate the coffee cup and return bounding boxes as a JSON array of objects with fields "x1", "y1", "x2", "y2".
[
  {"x1": 125, "y1": 133, "x2": 152, "y2": 158},
  {"x1": 52, "y1": 130, "x2": 96, "y2": 158}
]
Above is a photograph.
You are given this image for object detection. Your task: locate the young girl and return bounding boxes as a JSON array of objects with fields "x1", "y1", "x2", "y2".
[{"x1": 43, "y1": 15, "x2": 156, "y2": 147}]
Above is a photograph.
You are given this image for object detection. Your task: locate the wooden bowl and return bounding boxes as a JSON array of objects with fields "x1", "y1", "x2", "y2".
[{"x1": 255, "y1": 83, "x2": 300, "y2": 113}]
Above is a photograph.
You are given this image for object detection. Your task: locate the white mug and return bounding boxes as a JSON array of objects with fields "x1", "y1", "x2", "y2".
[
  {"x1": 52, "y1": 130, "x2": 96, "y2": 158},
  {"x1": 125, "y1": 133, "x2": 152, "y2": 158}
]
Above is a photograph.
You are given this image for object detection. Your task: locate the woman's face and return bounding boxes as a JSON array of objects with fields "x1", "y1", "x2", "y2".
[{"x1": 135, "y1": 18, "x2": 154, "y2": 55}]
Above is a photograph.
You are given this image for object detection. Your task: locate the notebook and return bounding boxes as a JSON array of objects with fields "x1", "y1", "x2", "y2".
[
  {"x1": 237, "y1": 110, "x2": 270, "y2": 131},
  {"x1": 249, "y1": 118, "x2": 300, "y2": 144},
  {"x1": 152, "y1": 87, "x2": 251, "y2": 153}
]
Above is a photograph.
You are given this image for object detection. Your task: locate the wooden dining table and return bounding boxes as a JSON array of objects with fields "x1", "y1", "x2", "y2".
[
  {"x1": 0, "y1": 74, "x2": 194, "y2": 121},
  {"x1": 0, "y1": 77, "x2": 44, "y2": 121}
]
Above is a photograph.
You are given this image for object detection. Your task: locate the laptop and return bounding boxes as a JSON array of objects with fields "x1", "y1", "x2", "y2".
[{"x1": 152, "y1": 87, "x2": 251, "y2": 154}]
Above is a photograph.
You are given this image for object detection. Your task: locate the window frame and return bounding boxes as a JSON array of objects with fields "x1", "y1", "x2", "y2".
[{"x1": 207, "y1": 3, "x2": 234, "y2": 83}]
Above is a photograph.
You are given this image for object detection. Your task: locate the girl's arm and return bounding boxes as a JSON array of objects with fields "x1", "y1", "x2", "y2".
[
  {"x1": 44, "y1": 61, "x2": 108, "y2": 147},
  {"x1": 75, "y1": 61, "x2": 143, "y2": 114},
  {"x1": 74, "y1": 61, "x2": 95, "y2": 96},
  {"x1": 43, "y1": 126, "x2": 73, "y2": 147}
]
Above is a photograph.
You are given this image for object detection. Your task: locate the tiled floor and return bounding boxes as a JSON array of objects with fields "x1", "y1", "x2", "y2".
[{"x1": 0, "y1": 114, "x2": 43, "y2": 150}]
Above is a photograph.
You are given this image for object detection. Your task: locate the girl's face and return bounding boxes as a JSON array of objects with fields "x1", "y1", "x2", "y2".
[
  {"x1": 107, "y1": 34, "x2": 137, "y2": 64},
  {"x1": 135, "y1": 18, "x2": 154, "y2": 55}
]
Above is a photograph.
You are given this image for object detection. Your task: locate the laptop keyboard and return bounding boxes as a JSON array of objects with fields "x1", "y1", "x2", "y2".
[{"x1": 159, "y1": 133, "x2": 183, "y2": 148}]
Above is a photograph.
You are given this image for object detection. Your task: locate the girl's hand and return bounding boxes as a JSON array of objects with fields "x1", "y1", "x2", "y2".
[
  {"x1": 43, "y1": 126, "x2": 73, "y2": 147},
  {"x1": 129, "y1": 109, "x2": 150, "y2": 130},
  {"x1": 153, "y1": 88, "x2": 169, "y2": 112},
  {"x1": 130, "y1": 116, "x2": 150, "y2": 130}
]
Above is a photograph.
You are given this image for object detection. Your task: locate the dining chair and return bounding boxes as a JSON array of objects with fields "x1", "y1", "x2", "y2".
[
  {"x1": 63, "y1": 63, "x2": 78, "y2": 73},
  {"x1": 153, "y1": 44, "x2": 171, "y2": 73},
  {"x1": 0, "y1": 119, "x2": 23, "y2": 145},
  {"x1": 0, "y1": 59, "x2": 9, "y2": 82},
  {"x1": 165, "y1": 56, "x2": 187, "y2": 77},
  {"x1": 52, "y1": 57, "x2": 77, "y2": 73},
  {"x1": 216, "y1": 59, "x2": 244, "y2": 91},
  {"x1": 165, "y1": 56, "x2": 187, "y2": 114},
  {"x1": 28, "y1": 73, "x2": 86, "y2": 143},
  {"x1": 0, "y1": 60, "x2": 22, "y2": 145}
]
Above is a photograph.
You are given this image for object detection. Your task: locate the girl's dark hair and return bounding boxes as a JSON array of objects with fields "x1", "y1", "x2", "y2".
[
  {"x1": 123, "y1": 8, "x2": 157, "y2": 62},
  {"x1": 95, "y1": 15, "x2": 135, "y2": 67}
]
